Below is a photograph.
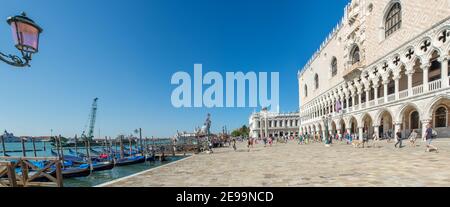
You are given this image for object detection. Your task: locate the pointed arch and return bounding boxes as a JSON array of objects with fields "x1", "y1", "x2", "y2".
[{"x1": 384, "y1": 1, "x2": 402, "y2": 38}]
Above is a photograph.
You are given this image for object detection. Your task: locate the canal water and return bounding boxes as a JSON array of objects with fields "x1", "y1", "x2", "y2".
[{"x1": 1, "y1": 142, "x2": 187, "y2": 187}]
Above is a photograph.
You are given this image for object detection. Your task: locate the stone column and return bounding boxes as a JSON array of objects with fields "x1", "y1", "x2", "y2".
[
  {"x1": 264, "y1": 116, "x2": 268, "y2": 139},
  {"x1": 421, "y1": 119, "x2": 431, "y2": 140},
  {"x1": 336, "y1": 123, "x2": 342, "y2": 139},
  {"x1": 345, "y1": 97, "x2": 350, "y2": 109},
  {"x1": 394, "y1": 74, "x2": 400, "y2": 100},
  {"x1": 440, "y1": 56, "x2": 449, "y2": 87},
  {"x1": 358, "y1": 92, "x2": 362, "y2": 107},
  {"x1": 259, "y1": 119, "x2": 263, "y2": 138},
  {"x1": 406, "y1": 70, "x2": 414, "y2": 96},
  {"x1": 423, "y1": 62, "x2": 430, "y2": 92},
  {"x1": 352, "y1": 95, "x2": 356, "y2": 107},
  {"x1": 374, "y1": 84, "x2": 379, "y2": 104},
  {"x1": 358, "y1": 127, "x2": 364, "y2": 142},
  {"x1": 383, "y1": 80, "x2": 389, "y2": 103},
  {"x1": 373, "y1": 125, "x2": 380, "y2": 139},
  {"x1": 365, "y1": 89, "x2": 370, "y2": 107},
  {"x1": 322, "y1": 123, "x2": 326, "y2": 141}
]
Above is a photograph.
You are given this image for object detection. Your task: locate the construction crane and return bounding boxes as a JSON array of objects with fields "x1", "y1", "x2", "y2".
[{"x1": 81, "y1": 98, "x2": 98, "y2": 141}]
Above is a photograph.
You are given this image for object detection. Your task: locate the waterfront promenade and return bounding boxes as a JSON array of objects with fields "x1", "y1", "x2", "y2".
[{"x1": 103, "y1": 140, "x2": 450, "y2": 187}]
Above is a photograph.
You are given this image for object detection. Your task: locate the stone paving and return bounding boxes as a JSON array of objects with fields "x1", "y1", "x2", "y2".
[{"x1": 104, "y1": 139, "x2": 450, "y2": 187}]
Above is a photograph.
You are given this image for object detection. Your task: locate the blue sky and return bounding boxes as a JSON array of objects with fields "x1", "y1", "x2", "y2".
[{"x1": 0, "y1": 0, "x2": 349, "y2": 138}]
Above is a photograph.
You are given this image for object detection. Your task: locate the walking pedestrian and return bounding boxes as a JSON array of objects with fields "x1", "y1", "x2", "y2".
[
  {"x1": 408, "y1": 130, "x2": 418, "y2": 147},
  {"x1": 425, "y1": 124, "x2": 438, "y2": 152},
  {"x1": 372, "y1": 132, "x2": 380, "y2": 148},
  {"x1": 395, "y1": 129, "x2": 402, "y2": 149}
]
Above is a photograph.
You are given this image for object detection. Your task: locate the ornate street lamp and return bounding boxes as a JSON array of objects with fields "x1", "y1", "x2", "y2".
[{"x1": 1, "y1": 12, "x2": 43, "y2": 67}]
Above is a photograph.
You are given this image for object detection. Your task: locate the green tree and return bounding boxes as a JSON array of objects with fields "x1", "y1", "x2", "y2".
[{"x1": 231, "y1": 125, "x2": 250, "y2": 137}]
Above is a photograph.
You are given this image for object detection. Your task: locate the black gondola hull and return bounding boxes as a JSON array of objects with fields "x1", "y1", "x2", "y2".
[
  {"x1": 92, "y1": 162, "x2": 114, "y2": 172},
  {"x1": 115, "y1": 157, "x2": 146, "y2": 166}
]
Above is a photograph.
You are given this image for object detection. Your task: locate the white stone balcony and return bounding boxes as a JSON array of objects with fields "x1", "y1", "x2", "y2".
[
  {"x1": 399, "y1": 90, "x2": 409, "y2": 99},
  {"x1": 387, "y1": 94, "x2": 396, "y2": 102},
  {"x1": 378, "y1": 98, "x2": 384, "y2": 105},
  {"x1": 413, "y1": 85, "x2": 423, "y2": 96},
  {"x1": 429, "y1": 79, "x2": 442, "y2": 92}
]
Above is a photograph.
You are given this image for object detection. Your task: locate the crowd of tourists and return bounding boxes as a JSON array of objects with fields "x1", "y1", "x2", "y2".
[
  {"x1": 295, "y1": 124, "x2": 439, "y2": 152},
  {"x1": 229, "y1": 124, "x2": 439, "y2": 153}
]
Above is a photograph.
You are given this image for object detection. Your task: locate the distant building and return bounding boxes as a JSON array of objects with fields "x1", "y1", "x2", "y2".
[
  {"x1": 1, "y1": 130, "x2": 21, "y2": 142},
  {"x1": 249, "y1": 109, "x2": 300, "y2": 139}
]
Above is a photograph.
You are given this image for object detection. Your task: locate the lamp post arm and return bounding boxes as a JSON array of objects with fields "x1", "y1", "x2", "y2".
[{"x1": 0, "y1": 51, "x2": 30, "y2": 67}]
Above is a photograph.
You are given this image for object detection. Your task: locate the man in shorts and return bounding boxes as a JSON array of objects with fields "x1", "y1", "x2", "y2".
[{"x1": 425, "y1": 124, "x2": 438, "y2": 152}]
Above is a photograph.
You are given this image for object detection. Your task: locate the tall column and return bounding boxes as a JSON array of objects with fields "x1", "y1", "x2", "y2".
[
  {"x1": 365, "y1": 89, "x2": 370, "y2": 107},
  {"x1": 336, "y1": 124, "x2": 342, "y2": 139},
  {"x1": 406, "y1": 70, "x2": 414, "y2": 96},
  {"x1": 331, "y1": 101, "x2": 335, "y2": 113},
  {"x1": 383, "y1": 80, "x2": 389, "y2": 103},
  {"x1": 358, "y1": 127, "x2": 364, "y2": 142},
  {"x1": 423, "y1": 62, "x2": 430, "y2": 93},
  {"x1": 440, "y1": 56, "x2": 449, "y2": 87},
  {"x1": 421, "y1": 119, "x2": 431, "y2": 140},
  {"x1": 345, "y1": 97, "x2": 350, "y2": 109},
  {"x1": 264, "y1": 116, "x2": 268, "y2": 139},
  {"x1": 259, "y1": 119, "x2": 263, "y2": 138},
  {"x1": 352, "y1": 95, "x2": 356, "y2": 107},
  {"x1": 373, "y1": 125, "x2": 380, "y2": 139},
  {"x1": 374, "y1": 84, "x2": 379, "y2": 103},
  {"x1": 322, "y1": 123, "x2": 327, "y2": 142},
  {"x1": 394, "y1": 74, "x2": 400, "y2": 100},
  {"x1": 358, "y1": 92, "x2": 362, "y2": 107}
]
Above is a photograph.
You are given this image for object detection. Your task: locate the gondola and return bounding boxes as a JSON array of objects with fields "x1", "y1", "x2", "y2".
[
  {"x1": 91, "y1": 161, "x2": 115, "y2": 172},
  {"x1": 115, "y1": 156, "x2": 146, "y2": 166},
  {"x1": 145, "y1": 155, "x2": 156, "y2": 162},
  {"x1": 110, "y1": 149, "x2": 138, "y2": 157},
  {"x1": 59, "y1": 164, "x2": 91, "y2": 178},
  {"x1": 51, "y1": 150, "x2": 86, "y2": 165}
]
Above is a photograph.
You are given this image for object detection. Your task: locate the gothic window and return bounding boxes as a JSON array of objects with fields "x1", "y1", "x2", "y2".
[
  {"x1": 314, "y1": 74, "x2": 319, "y2": 89},
  {"x1": 388, "y1": 79, "x2": 395, "y2": 95},
  {"x1": 435, "y1": 107, "x2": 448, "y2": 128},
  {"x1": 351, "y1": 46, "x2": 360, "y2": 65},
  {"x1": 385, "y1": 2, "x2": 402, "y2": 38},
  {"x1": 331, "y1": 57, "x2": 338, "y2": 77},
  {"x1": 410, "y1": 111, "x2": 420, "y2": 129},
  {"x1": 429, "y1": 51, "x2": 442, "y2": 82}
]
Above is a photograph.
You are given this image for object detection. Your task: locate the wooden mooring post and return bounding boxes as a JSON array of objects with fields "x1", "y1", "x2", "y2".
[{"x1": 0, "y1": 161, "x2": 17, "y2": 187}]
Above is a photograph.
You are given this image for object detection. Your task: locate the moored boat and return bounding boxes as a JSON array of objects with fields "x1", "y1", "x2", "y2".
[{"x1": 115, "y1": 156, "x2": 145, "y2": 166}]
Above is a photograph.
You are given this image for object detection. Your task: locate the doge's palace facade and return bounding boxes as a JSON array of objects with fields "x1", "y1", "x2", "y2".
[{"x1": 298, "y1": 0, "x2": 450, "y2": 140}]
